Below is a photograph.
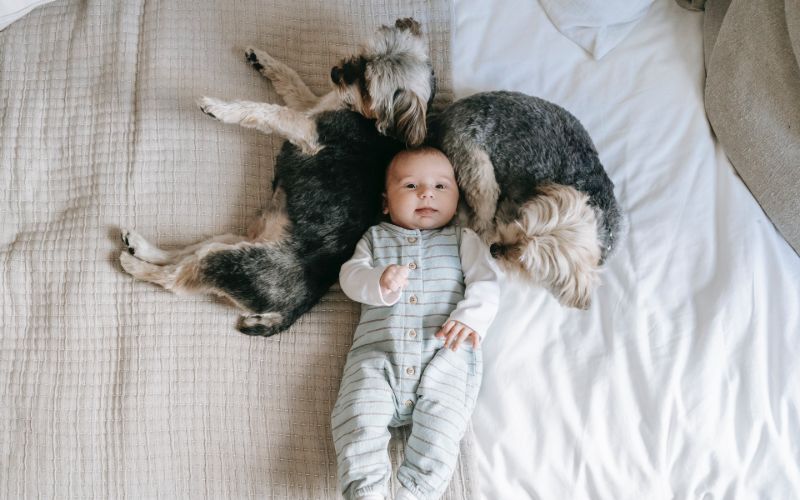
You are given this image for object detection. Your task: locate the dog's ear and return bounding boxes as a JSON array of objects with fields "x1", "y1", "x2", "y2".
[{"x1": 380, "y1": 89, "x2": 426, "y2": 147}]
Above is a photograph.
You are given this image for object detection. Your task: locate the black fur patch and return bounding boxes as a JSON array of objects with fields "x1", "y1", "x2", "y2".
[
  {"x1": 199, "y1": 110, "x2": 403, "y2": 336},
  {"x1": 246, "y1": 51, "x2": 264, "y2": 72}
]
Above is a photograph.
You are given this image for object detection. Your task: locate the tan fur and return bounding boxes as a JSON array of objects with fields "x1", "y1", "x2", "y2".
[
  {"x1": 245, "y1": 47, "x2": 319, "y2": 111},
  {"x1": 246, "y1": 188, "x2": 291, "y2": 242},
  {"x1": 452, "y1": 146, "x2": 501, "y2": 237},
  {"x1": 494, "y1": 184, "x2": 601, "y2": 309},
  {"x1": 388, "y1": 90, "x2": 427, "y2": 147}
]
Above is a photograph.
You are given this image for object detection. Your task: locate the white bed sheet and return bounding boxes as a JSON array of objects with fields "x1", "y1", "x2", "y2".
[{"x1": 451, "y1": 1, "x2": 800, "y2": 498}]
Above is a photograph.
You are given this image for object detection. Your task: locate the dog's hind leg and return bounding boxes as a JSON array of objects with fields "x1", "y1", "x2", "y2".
[
  {"x1": 244, "y1": 47, "x2": 320, "y2": 111},
  {"x1": 197, "y1": 97, "x2": 321, "y2": 155},
  {"x1": 119, "y1": 251, "x2": 211, "y2": 296},
  {"x1": 246, "y1": 187, "x2": 291, "y2": 243},
  {"x1": 121, "y1": 229, "x2": 245, "y2": 265},
  {"x1": 445, "y1": 145, "x2": 500, "y2": 238}
]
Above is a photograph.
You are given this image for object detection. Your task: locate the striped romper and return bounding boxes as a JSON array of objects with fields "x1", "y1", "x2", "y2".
[{"x1": 333, "y1": 222, "x2": 500, "y2": 500}]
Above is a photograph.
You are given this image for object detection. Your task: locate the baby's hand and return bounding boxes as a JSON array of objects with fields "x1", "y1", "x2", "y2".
[
  {"x1": 436, "y1": 320, "x2": 480, "y2": 351},
  {"x1": 380, "y1": 264, "x2": 409, "y2": 296}
]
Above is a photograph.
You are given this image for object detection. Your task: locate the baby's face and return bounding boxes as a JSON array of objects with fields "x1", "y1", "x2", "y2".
[{"x1": 384, "y1": 151, "x2": 459, "y2": 230}]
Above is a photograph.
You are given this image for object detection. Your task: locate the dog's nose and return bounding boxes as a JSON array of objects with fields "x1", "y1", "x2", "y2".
[
  {"x1": 330, "y1": 66, "x2": 342, "y2": 84},
  {"x1": 489, "y1": 243, "x2": 504, "y2": 258}
]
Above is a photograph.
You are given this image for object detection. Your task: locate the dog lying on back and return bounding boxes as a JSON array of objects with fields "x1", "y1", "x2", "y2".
[{"x1": 119, "y1": 18, "x2": 434, "y2": 336}]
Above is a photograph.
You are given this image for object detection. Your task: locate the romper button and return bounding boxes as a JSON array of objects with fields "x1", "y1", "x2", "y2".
[
  {"x1": 406, "y1": 367, "x2": 416, "y2": 376},
  {"x1": 408, "y1": 262, "x2": 417, "y2": 270},
  {"x1": 408, "y1": 237, "x2": 417, "y2": 243},
  {"x1": 408, "y1": 329, "x2": 417, "y2": 338},
  {"x1": 409, "y1": 295, "x2": 417, "y2": 304},
  {"x1": 405, "y1": 399, "x2": 414, "y2": 408}
]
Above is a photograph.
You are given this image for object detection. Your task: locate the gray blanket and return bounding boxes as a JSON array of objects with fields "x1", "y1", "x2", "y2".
[
  {"x1": 678, "y1": 0, "x2": 800, "y2": 254},
  {"x1": 0, "y1": 0, "x2": 477, "y2": 498}
]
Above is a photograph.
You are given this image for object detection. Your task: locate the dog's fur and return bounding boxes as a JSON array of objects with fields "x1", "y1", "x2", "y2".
[
  {"x1": 119, "y1": 18, "x2": 433, "y2": 336},
  {"x1": 428, "y1": 91, "x2": 622, "y2": 309}
]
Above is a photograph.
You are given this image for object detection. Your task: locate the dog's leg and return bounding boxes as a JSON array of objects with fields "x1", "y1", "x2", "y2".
[
  {"x1": 121, "y1": 229, "x2": 246, "y2": 265},
  {"x1": 119, "y1": 240, "x2": 262, "y2": 307},
  {"x1": 119, "y1": 251, "x2": 210, "y2": 295},
  {"x1": 244, "y1": 47, "x2": 320, "y2": 111},
  {"x1": 198, "y1": 97, "x2": 321, "y2": 155},
  {"x1": 246, "y1": 187, "x2": 291, "y2": 242},
  {"x1": 448, "y1": 145, "x2": 500, "y2": 238}
]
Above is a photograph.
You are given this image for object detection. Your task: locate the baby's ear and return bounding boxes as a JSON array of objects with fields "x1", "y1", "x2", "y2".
[{"x1": 382, "y1": 193, "x2": 389, "y2": 214}]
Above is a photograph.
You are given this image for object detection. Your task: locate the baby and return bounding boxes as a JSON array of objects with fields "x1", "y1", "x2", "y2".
[{"x1": 332, "y1": 147, "x2": 502, "y2": 500}]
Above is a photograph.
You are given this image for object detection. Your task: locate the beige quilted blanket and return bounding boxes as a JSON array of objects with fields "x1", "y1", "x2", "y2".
[{"x1": 0, "y1": 0, "x2": 474, "y2": 497}]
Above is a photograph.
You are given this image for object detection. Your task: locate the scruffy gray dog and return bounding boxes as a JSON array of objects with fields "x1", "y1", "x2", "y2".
[
  {"x1": 119, "y1": 18, "x2": 433, "y2": 336},
  {"x1": 428, "y1": 91, "x2": 621, "y2": 309}
]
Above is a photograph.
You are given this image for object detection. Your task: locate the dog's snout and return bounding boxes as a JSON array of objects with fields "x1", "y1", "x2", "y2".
[
  {"x1": 330, "y1": 66, "x2": 342, "y2": 84},
  {"x1": 489, "y1": 243, "x2": 505, "y2": 258}
]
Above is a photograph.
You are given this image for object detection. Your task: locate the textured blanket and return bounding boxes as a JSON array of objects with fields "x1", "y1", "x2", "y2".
[
  {"x1": 677, "y1": 0, "x2": 800, "y2": 254},
  {"x1": 0, "y1": 0, "x2": 473, "y2": 498}
]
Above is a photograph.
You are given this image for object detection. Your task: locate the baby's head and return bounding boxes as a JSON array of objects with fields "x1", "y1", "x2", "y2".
[{"x1": 383, "y1": 147, "x2": 458, "y2": 230}]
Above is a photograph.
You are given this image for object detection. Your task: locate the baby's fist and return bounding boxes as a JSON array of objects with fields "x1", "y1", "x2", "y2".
[{"x1": 380, "y1": 264, "x2": 410, "y2": 295}]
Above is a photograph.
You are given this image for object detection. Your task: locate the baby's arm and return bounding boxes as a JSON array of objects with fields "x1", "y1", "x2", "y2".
[
  {"x1": 339, "y1": 237, "x2": 407, "y2": 306},
  {"x1": 437, "y1": 228, "x2": 502, "y2": 350}
]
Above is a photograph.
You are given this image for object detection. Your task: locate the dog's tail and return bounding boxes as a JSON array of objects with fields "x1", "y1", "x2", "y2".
[
  {"x1": 494, "y1": 184, "x2": 602, "y2": 309},
  {"x1": 199, "y1": 243, "x2": 324, "y2": 337}
]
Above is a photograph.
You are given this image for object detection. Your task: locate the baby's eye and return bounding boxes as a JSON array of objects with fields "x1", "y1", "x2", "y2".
[
  {"x1": 405, "y1": 183, "x2": 417, "y2": 189},
  {"x1": 436, "y1": 184, "x2": 447, "y2": 190}
]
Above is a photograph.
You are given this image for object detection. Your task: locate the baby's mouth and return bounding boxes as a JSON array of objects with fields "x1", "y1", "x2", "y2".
[{"x1": 415, "y1": 207, "x2": 437, "y2": 215}]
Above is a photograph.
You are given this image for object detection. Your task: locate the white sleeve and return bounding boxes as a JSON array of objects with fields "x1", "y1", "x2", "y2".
[
  {"x1": 339, "y1": 237, "x2": 401, "y2": 307},
  {"x1": 447, "y1": 228, "x2": 502, "y2": 339}
]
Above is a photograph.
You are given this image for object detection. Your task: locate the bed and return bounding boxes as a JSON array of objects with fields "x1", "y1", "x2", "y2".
[{"x1": 2, "y1": 0, "x2": 800, "y2": 498}]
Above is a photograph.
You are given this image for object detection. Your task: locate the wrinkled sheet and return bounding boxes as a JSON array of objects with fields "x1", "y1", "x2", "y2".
[{"x1": 451, "y1": 0, "x2": 800, "y2": 498}]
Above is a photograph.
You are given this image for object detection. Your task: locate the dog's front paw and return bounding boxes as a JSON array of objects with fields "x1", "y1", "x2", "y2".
[
  {"x1": 244, "y1": 47, "x2": 265, "y2": 71},
  {"x1": 244, "y1": 47, "x2": 280, "y2": 79}
]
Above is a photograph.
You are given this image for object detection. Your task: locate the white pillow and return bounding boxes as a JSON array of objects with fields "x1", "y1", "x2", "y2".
[
  {"x1": 538, "y1": 0, "x2": 654, "y2": 59},
  {"x1": 0, "y1": 0, "x2": 53, "y2": 31}
]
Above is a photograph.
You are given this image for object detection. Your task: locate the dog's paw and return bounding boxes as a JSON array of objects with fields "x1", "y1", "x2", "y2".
[
  {"x1": 119, "y1": 250, "x2": 141, "y2": 275},
  {"x1": 121, "y1": 228, "x2": 155, "y2": 258},
  {"x1": 197, "y1": 96, "x2": 222, "y2": 119},
  {"x1": 238, "y1": 312, "x2": 285, "y2": 336},
  {"x1": 121, "y1": 228, "x2": 165, "y2": 263},
  {"x1": 244, "y1": 47, "x2": 266, "y2": 71},
  {"x1": 244, "y1": 47, "x2": 281, "y2": 79},
  {"x1": 120, "y1": 228, "x2": 139, "y2": 256}
]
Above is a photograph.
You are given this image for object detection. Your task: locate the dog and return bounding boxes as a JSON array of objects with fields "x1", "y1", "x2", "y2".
[
  {"x1": 118, "y1": 18, "x2": 435, "y2": 336},
  {"x1": 427, "y1": 91, "x2": 622, "y2": 309}
]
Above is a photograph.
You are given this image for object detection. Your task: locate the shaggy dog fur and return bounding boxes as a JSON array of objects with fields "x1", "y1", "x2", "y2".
[
  {"x1": 119, "y1": 18, "x2": 432, "y2": 336},
  {"x1": 428, "y1": 91, "x2": 622, "y2": 308}
]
